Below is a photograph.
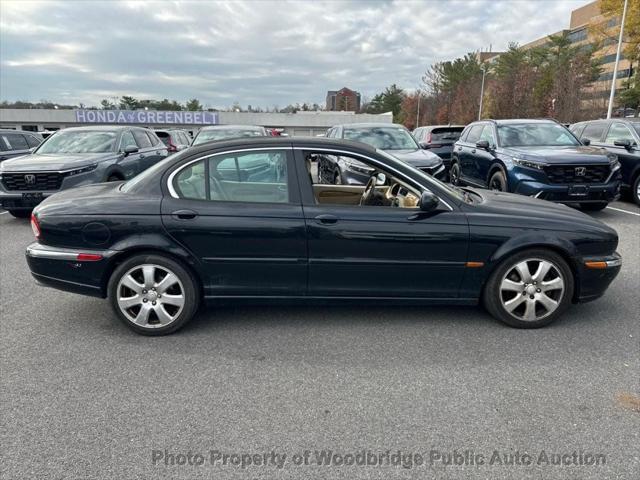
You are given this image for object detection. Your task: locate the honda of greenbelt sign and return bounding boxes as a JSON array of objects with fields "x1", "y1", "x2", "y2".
[{"x1": 75, "y1": 109, "x2": 218, "y2": 125}]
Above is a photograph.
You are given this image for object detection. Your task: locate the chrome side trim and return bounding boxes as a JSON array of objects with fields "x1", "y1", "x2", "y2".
[{"x1": 26, "y1": 244, "x2": 111, "y2": 261}]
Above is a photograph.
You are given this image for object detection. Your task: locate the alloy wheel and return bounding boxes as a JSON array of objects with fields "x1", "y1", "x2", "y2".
[
  {"x1": 116, "y1": 264, "x2": 185, "y2": 328},
  {"x1": 499, "y1": 258, "x2": 565, "y2": 322}
]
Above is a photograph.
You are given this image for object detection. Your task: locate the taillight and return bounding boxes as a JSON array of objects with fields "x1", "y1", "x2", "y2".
[
  {"x1": 427, "y1": 132, "x2": 432, "y2": 143},
  {"x1": 30, "y1": 213, "x2": 41, "y2": 239},
  {"x1": 168, "y1": 141, "x2": 177, "y2": 152}
]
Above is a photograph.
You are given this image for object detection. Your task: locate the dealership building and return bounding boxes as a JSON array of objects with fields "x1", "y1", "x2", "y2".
[{"x1": 0, "y1": 108, "x2": 392, "y2": 137}]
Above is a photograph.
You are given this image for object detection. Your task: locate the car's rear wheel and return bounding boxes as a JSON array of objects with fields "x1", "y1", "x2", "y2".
[
  {"x1": 489, "y1": 170, "x2": 507, "y2": 192},
  {"x1": 483, "y1": 249, "x2": 574, "y2": 328},
  {"x1": 108, "y1": 254, "x2": 199, "y2": 335},
  {"x1": 449, "y1": 162, "x2": 461, "y2": 185},
  {"x1": 578, "y1": 202, "x2": 608, "y2": 211},
  {"x1": 7, "y1": 209, "x2": 31, "y2": 218},
  {"x1": 107, "y1": 174, "x2": 123, "y2": 182},
  {"x1": 632, "y1": 175, "x2": 640, "y2": 205}
]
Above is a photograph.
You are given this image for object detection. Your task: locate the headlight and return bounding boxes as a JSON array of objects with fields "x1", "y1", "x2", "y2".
[
  {"x1": 512, "y1": 157, "x2": 546, "y2": 170},
  {"x1": 608, "y1": 154, "x2": 620, "y2": 170},
  {"x1": 340, "y1": 158, "x2": 374, "y2": 174},
  {"x1": 62, "y1": 164, "x2": 98, "y2": 177}
]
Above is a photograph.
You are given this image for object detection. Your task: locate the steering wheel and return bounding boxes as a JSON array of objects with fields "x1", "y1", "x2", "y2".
[{"x1": 359, "y1": 175, "x2": 378, "y2": 206}]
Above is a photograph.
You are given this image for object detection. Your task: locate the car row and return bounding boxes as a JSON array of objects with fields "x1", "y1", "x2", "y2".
[
  {"x1": 26, "y1": 136, "x2": 621, "y2": 335},
  {"x1": 0, "y1": 129, "x2": 43, "y2": 162}
]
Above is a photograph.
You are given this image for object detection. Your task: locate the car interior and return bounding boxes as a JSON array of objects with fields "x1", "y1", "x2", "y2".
[{"x1": 304, "y1": 152, "x2": 420, "y2": 208}]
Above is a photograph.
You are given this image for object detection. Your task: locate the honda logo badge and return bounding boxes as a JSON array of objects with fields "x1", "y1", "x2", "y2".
[
  {"x1": 575, "y1": 167, "x2": 586, "y2": 177},
  {"x1": 24, "y1": 174, "x2": 36, "y2": 185}
]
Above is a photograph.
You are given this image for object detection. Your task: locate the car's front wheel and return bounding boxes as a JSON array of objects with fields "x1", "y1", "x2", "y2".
[
  {"x1": 578, "y1": 202, "x2": 608, "y2": 211},
  {"x1": 449, "y1": 162, "x2": 461, "y2": 185},
  {"x1": 631, "y1": 174, "x2": 640, "y2": 205},
  {"x1": 489, "y1": 170, "x2": 507, "y2": 192},
  {"x1": 483, "y1": 249, "x2": 574, "y2": 328},
  {"x1": 108, "y1": 254, "x2": 200, "y2": 335},
  {"x1": 7, "y1": 209, "x2": 31, "y2": 218}
]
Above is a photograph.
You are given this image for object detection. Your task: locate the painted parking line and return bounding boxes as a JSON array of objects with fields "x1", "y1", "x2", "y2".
[
  {"x1": 606, "y1": 206, "x2": 640, "y2": 217},
  {"x1": 0, "y1": 211, "x2": 9, "y2": 215}
]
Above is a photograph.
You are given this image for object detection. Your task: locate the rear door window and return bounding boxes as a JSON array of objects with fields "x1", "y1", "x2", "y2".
[
  {"x1": 3, "y1": 133, "x2": 29, "y2": 151},
  {"x1": 581, "y1": 122, "x2": 607, "y2": 143},
  {"x1": 133, "y1": 130, "x2": 152, "y2": 149}
]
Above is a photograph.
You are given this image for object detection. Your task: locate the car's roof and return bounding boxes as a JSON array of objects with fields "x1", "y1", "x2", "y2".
[
  {"x1": 198, "y1": 124, "x2": 264, "y2": 131},
  {"x1": 57, "y1": 125, "x2": 131, "y2": 132},
  {"x1": 416, "y1": 124, "x2": 465, "y2": 130},
  {"x1": 336, "y1": 123, "x2": 407, "y2": 129},
  {"x1": 488, "y1": 119, "x2": 559, "y2": 125},
  {"x1": 0, "y1": 128, "x2": 42, "y2": 134},
  {"x1": 186, "y1": 136, "x2": 379, "y2": 156}
]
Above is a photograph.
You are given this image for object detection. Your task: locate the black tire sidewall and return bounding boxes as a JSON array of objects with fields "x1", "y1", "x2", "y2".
[
  {"x1": 632, "y1": 175, "x2": 640, "y2": 205},
  {"x1": 489, "y1": 169, "x2": 507, "y2": 192},
  {"x1": 107, "y1": 254, "x2": 199, "y2": 335},
  {"x1": 450, "y1": 162, "x2": 460, "y2": 185},
  {"x1": 483, "y1": 249, "x2": 574, "y2": 328},
  {"x1": 8, "y1": 210, "x2": 32, "y2": 218}
]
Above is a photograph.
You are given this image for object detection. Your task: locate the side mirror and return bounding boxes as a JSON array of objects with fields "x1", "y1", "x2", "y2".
[
  {"x1": 581, "y1": 138, "x2": 591, "y2": 146},
  {"x1": 419, "y1": 190, "x2": 439, "y2": 212},
  {"x1": 613, "y1": 139, "x2": 632, "y2": 149},
  {"x1": 375, "y1": 172, "x2": 387, "y2": 185},
  {"x1": 123, "y1": 145, "x2": 139, "y2": 156},
  {"x1": 475, "y1": 140, "x2": 490, "y2": 150}
]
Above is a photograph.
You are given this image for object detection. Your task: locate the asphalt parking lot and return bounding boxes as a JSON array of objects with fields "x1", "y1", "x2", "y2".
[{"x1": 1, "y1": 201, "x2": 638, "y2": 480}]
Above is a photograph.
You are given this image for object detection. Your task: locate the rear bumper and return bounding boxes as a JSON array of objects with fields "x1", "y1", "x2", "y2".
[
  {"x1": 26, "y1": 242, "x2": 115, "y2": 298},
  {"x1": 575, "y1": 252, "x2": 622, "y2": 303}
]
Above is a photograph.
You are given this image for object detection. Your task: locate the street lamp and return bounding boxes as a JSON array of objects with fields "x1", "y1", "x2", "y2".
[
  {"x1": 478, "y1": 66, "x2": 487, "y2": 121},
  {"x1": 607, "y1": 0, "x2": 629, "y2": 119},
  {"x1": 415, "y1": 88, "x2": 421, "y2": 128}
]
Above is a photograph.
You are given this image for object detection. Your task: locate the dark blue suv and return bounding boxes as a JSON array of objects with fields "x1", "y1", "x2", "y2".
[{"x1": 450, "y1": 119, "x2": 621, "y2": 211}]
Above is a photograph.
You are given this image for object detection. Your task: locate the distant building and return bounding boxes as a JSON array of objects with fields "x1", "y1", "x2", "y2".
[{"x1": 326, "y1": 88, "x2": 361, "y2": 112}]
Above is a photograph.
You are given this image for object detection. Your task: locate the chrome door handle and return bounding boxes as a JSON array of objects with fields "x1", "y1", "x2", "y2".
[
  {"x1": 314, "y1": 214, "x2": 338, "y2": 225},
  {"x1": 171, "y1": 209, "x2": 198, "y2": 220}
]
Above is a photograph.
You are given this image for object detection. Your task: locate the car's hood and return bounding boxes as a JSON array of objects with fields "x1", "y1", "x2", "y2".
[
  {"x1": 504, "y1": 146, "x2": 611, "y2": 165},
  {"x1": 466, "y1": 188, "x2": 617, "y2": 236},
  {"x1": 384, "y1": 149, "x2": 442, "y2": 168},
  {"x1": 0, "y1": 153, "x2": 115, "y2": 172}
]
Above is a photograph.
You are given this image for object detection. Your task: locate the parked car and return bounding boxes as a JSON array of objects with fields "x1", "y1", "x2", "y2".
[
  {"x1": 321, "y1": 123, "x2": 444, "y2": 184},
  {"x1": 0, "y1": 126, "x2": 167, "y2": 217},
  {"x1": 450, "y1": 119, "x2": 621, "y2": 211},
  {"x1": 413, "y1": 125, "x2": 465, "y2": 179},
  {"x1": 154, "y1": 129, "x2": 191, "y2": 153},
  {"x1": 0, "y1": 129, "x2": 43, "y2": 162},
  {"x1": 570, "y1": 118, "x2": 640, "y2": 204},
  {"x1": 26, "y1": 137, "x2": 620, "y2": 335},
  {"x1": 192, "y1": 125, "x2": 267, "y2": 146}
]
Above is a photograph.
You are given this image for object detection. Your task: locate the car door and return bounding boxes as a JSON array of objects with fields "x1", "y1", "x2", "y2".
[
  {"x1": 161, "y1": 147, "x2": 307, "y2": 296},
  {"x1": 295, "y1": 148, "x2": 469, "y2": 298},
  {"x1": 117, "y1": 130, "x2": 144, "y2": 178},
  {"x1": 132, "y1": 129, "x2": 156, "y2": 171},
  {"x1": 601, "y1": 122, "x2": 640, "y2": 189},
  {"x1": 458, "y1": 124, "x2": 484, "y2": 183},
  {"x1": 146, "y1": 130, "x2": 168, "y2": 162},
  {"x1": 474, "y1": 124, "x2": 499, "y2": 185}
]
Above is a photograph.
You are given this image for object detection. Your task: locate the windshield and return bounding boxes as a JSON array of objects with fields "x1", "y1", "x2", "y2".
[
  {"x1": 344, "y1": 126, "x2": 419, "y2": 150},
  {"x1": 632, "y1": 123, "x2": 640, "y2": 137},
  {"x1": 497, "y1": 123, "x2": 579, "y2": 147},
  {"x1": 193, "y1": 128, "x2": 263, "y2": 145},
  {"x1": 36, "y1": 130, "x2": 118, "y2": 154}
]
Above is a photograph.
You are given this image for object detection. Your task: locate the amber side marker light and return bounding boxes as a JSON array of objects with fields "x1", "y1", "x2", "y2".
[
  {"x1": 584, "y1": 261, "x2": 608, "y2": 269},
  {"x1": 466, "y1": 261, "x2": 485, "y2": 268},
  {"x1": 76, "y1": 253, "x2": 103, "y2": 262}
]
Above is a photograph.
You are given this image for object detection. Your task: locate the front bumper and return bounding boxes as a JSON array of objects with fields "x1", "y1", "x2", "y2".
[
  {"x1": 0, "y1": 191, "x2": 56, "y2": 210},
  {"x1": 513, "y1": 180, "x2": 621, "y2": 204},
  {"x1": 575, "y1": 252, "x2": 622, "y2": 303},
  {"x1": 26, "y1": 242, "x2": 116, "y2": 298}
]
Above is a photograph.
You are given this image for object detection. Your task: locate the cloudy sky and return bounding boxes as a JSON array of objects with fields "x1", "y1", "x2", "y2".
[{"x1": 0, "y1": 0, "x2": 587, "y2": 109}]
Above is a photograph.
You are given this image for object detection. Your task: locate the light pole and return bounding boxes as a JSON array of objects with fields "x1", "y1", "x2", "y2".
[
  {"x1": 607, "y1": 0, "x2": 629, "y2": 119},
  {"x1": 415, "y1": 89, "x2": 421, "y2": 128},
  {"x1": 478, "y1": 66, "x2": 487, "y2": 121}
]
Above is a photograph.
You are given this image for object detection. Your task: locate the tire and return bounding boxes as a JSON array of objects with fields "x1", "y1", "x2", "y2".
[
  {"x1": 488, "y1": 169, "x2": 507, "y2": 192},
  {"x1": 107, "y1": 174, "x2": 123, "y2": 182},
  {"x1": 632, "y1": 175, "x2": 640, "y2": 206},
  {"x1": 483, "y1": 249, "x2": 574, "y2": 329},
  {"x1": 449, "y1": 162, "x2": 461, "y2": 186},
  {"x1": 107, "y1": 254, "x2": 200, "y2": 335},
  {"x1": 8, "y1": 209, "x2": 31, "y2": 218},
  {"x1": 578, "y1": 202, "x2": 608, "y2": 211}
]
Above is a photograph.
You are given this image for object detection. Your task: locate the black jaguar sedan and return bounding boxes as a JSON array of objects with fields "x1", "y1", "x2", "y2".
[{"x1": 26, "y1": 137, "x2": 621, "y2": 335}]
